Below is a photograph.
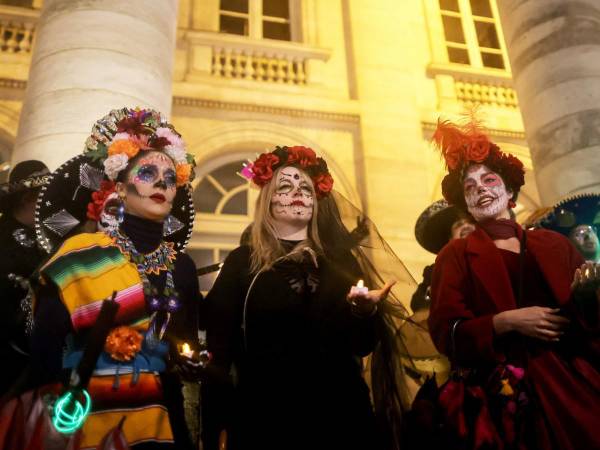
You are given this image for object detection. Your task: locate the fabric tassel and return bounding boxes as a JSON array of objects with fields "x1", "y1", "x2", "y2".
[{"x1": 499, "y1": 379, "x2": 514, "y2": 396}]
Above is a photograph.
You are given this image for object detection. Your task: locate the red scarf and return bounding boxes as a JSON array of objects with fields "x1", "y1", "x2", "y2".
[{"x1": 478, "y1": 218, "x2": 522, "y2": 240}]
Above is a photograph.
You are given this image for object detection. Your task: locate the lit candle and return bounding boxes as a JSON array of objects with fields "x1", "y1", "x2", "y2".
[
  {"x1": 350, "y1": 279, "x2": 369, "y2": 296},
  {"x1": 180, "y1": 342, "x2": 194, "y2": 359}
]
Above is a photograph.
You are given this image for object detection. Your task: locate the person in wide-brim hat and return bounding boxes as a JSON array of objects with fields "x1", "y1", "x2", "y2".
[
  {"x1": 531, "y1": 194, "x2": 600, "y2": 262},
  {"x1": 0, "y1": 159, "x2": 50, "y2": 215},
  {"x1": 0, "y1": 160, "x2": 49, "y2": 399},
  {"x1": 414, "y1": 199, "x2": 475, "y2": 255}
]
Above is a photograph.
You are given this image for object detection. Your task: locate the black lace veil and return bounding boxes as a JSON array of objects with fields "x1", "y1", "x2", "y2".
[{"x1": 318, "y1": 191, "x2": 437, "y2": 449}]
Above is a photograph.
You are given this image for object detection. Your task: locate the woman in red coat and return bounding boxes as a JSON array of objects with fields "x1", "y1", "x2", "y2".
[{"x1": 427, "y1": 119, "x2": 600, "y2": 449}]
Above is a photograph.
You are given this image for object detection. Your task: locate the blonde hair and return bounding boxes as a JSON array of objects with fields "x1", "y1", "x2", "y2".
[{"x1": 249, "y1": 166, "x2": 323, "y2": 273}]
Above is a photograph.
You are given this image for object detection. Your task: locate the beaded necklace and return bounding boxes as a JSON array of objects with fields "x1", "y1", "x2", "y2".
[{"x1": 109, "y1": 228, "x2": 180, "y2": 343}]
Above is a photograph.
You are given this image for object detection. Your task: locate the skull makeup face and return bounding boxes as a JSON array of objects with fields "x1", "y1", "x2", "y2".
[
  {"x1": 569, "y1": 224, "x2": 600, "y2": 261},
  {"x1": 270, "y1": 166, "x2": 314, "y2": 227},
  {"x1": 98, "y1": 191, "x2": 121, "y2": 232},
  {"x1": 118, "y1": 151, "x2": 177, "y2": 222},
  {"x1": 463, "y1": 164, "x2": 512, "y2": 222}
]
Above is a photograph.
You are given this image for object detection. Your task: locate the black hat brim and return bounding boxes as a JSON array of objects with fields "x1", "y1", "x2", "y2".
[
  {"x1": 35, "y1": 154, "x2": 195, "y2": 254},
  {"x1": 416, "y1": 205, "x2": 462, "y2": 254}
]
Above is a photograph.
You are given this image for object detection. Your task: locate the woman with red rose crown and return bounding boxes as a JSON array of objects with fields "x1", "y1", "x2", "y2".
[
  {"x1": 427, "y1": 118, "x2": 600, "y2": 449},
  {"x1": 201, "y1": 146, "x2": 420, "y2": 450}
]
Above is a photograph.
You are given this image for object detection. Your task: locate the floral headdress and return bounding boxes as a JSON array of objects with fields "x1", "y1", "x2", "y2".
[
  {"x1": 432, "y1": 118, "x2": 525, "y2": 208},
  {"x1": 240, "y1": 146, "x2": 334, "y2": 198},
  {"x1": 82, "y1": 108, "x2": 196, "y2": 221},
  {"x1": 85, "y1": 108, "x2": 195, "y2": 186}
]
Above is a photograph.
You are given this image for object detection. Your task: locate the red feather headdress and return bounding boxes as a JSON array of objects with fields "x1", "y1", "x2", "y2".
[{"x1": 432, "y1": 117, "x2": 525, "y2": 207}]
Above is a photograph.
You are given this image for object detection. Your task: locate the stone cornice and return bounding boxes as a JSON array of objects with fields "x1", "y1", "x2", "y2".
[
  {"x1": 173, "y1": 96, "x2": 360, "y2": 124},
  {"x1": 0, "y1": 83, "x2": 361, "y2": 124}
]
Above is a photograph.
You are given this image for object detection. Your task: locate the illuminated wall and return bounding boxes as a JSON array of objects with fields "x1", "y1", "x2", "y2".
[{"x1": 0, "y1": 0, "x2": 537, "y2": 290}]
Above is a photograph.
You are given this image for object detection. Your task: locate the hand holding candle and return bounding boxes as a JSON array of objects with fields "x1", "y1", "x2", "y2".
[
  {"x1": 180, "y1": 342, "x2": 194, "y2": 359},
  {"x1": 350, "y1": 279, "x2": 369, "y2": 296},
  {"x1": 347, "y1": 279, "x2": 397, "y2": 317}
]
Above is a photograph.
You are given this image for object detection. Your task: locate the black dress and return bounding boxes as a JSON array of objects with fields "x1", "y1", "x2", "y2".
[
  {"x1": 29, "y1": 214, "x2": 200, "y2": 450},
  {"x1": 202, "y1": 241, "x2": 379, "y2": 450},
  {"x1": 0, "y1": 214, "x2": 47, "y2": 396}
]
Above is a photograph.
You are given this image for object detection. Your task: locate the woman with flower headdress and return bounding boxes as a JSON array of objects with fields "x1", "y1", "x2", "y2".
[
  {"x1": 428, "y1": 118, "x2": 600, "y2": 449},
  {"x1": 201, "y1": 145, "x2": 418, "y2": 450},
  {"x1": 27, "y1": 108, "x2": 201, "y2": 449}
]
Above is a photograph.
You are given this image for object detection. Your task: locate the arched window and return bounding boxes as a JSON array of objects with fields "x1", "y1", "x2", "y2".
[{"x1": 187, "y1": 159, "x2": 256, "y2": 291}]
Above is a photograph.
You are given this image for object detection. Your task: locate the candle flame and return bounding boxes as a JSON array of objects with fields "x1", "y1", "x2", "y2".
[
  {"x1": 182, "y1": 343, "x2": 191, "y2": 354},
  {"x1": 357, "y1": 279, "x2": 364, "y2": 288}
]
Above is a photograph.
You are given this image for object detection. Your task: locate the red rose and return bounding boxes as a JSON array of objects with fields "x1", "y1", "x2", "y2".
[
  {"x1": 465, "y1": 135, "x2": 491, "y2": 162},
  {"x1": 286, "y1": 146, "x2": 318, "y2": 167},
  {"x1": 252, "y1": 153, "x2": 280, "y2": 186},
  {"x1": 86, "y1": 180, "x2": 116, "y2": 221},
  {"x1": 313, "y1": 173, "x2": 334, "y2": 198}
]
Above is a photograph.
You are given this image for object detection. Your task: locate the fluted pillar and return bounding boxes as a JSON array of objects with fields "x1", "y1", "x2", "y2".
[
  {"x1": 497, "y1": 0, "x2": 600, "y2": 204},
  {"x1": 12, "y1": 0, "x2": 178, "y2": 168}
]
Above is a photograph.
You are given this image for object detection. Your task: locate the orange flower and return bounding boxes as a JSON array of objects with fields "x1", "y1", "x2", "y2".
[
  {"x1": 176, "y1": 163, "x2": 192, "y2": 186},
  {"x1": 108, "y1": 139, "x2": 140, "y2": 159},
  {"x1": 104, "y1": 326, "x2": 143, "y2": 362}
]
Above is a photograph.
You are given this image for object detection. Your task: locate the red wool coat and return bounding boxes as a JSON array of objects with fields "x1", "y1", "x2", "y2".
[{"x1": 428, "y1": 227, "x2": 600, "y2": 449}]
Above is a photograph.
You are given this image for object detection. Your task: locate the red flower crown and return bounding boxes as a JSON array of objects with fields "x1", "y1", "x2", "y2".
[
  {"x1": 432, "y1": 118, "x2": 525, "y2": 207},
  {"x1": 241, "y1": 146, "x2": 334, "y2": 198}
]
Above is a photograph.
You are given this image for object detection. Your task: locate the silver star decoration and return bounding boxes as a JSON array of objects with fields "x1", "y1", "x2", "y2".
[{"x1": 46, "y1": 201, "x2": 51, "y2": 206}]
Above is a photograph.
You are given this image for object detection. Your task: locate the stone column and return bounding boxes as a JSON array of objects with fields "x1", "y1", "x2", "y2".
[
  {"x1": 497, "y1": 0, "x2": 600, "y2": 204},
  {"x1": 12, "y1": 0, "x2": 178, "y2": 168}
]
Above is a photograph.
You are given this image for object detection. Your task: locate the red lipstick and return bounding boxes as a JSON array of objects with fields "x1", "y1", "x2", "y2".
[{"x1": 150, "y1": 193, "x2": 166, "y2": 204}]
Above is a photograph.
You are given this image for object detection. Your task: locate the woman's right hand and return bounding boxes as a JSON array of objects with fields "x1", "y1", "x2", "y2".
[{"x1": 493, "y1": 306, "x2": 570, "y2": 341}]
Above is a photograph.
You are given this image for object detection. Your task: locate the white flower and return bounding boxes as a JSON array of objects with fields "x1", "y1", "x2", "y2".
[
  {"x1": 164, "y1": 145, "x2": 188, "y2": 164},
  {"x1": 103, "y1": 153, "x2": 129, "y2": 180},
  {"x1": 111, "y1": 132, "x2": 130, "y2": 143}
]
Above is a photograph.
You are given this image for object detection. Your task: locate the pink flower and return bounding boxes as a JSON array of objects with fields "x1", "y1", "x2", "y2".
[
  {"x1": 155, "y1": 127, "x2": 185, "y2": 149},
  {"x1": 507, "y1": 365, "x2": 524, "y2": 380}
]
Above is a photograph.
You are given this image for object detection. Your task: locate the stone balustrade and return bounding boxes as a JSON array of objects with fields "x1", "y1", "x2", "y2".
[
  {"x1": 454, "y1": 78, "x2": 518, "y2": 109},
  {"x1": 427, "y1": 63, "x2": 519, "y2": 110},
  {"x1": 184, "y1": 31, "x2": 330, "y2": 86},
  {"x1": 0, "y1": 5, "x2": 38, "y2": 54}
]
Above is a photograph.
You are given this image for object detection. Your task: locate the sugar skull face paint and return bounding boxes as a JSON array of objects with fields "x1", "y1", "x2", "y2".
[
  {"x1": 133, "y1": 163, "x2": 177, "y2": 189},
  {"x1": 270, "y1": 166, "x2": 314, "y2": 227},
  {"x1": 120, "y1": 151, "x2": 177, "y2": 222},
  {"x1": 463, "y1": 164, "x2": 512, "y2": 222},
  {"x1": 98, "y1": 191, "x2": 121, "y2": 232}
]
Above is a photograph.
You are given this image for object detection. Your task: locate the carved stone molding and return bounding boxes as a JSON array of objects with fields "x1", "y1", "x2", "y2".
[{"x1": 173, "y1": 96, "x2": 360, "y2": 124}]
